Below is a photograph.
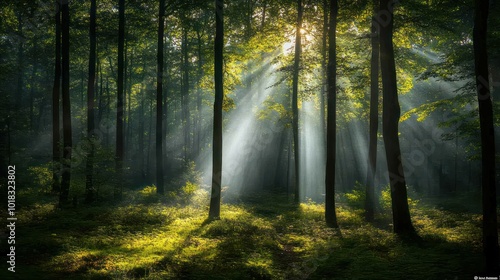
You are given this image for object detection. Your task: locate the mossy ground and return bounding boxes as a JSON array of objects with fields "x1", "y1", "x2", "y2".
[{"x1": 1, "y1": 186, "x2": 485, "y2": 279}]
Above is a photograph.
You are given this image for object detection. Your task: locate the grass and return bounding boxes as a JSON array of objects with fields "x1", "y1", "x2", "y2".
[{"x1": 1, "y1": 186, "x2": 486, "y2": 280}]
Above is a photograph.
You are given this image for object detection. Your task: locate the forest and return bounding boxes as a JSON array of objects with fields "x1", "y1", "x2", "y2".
[{"x1": 0, "y1": 0, "x2": 499, "y2": 279}]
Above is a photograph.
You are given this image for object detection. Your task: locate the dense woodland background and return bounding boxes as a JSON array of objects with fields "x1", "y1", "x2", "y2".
[{"x1": 0, "y1": 0, "x2": 500, "y2": 279}]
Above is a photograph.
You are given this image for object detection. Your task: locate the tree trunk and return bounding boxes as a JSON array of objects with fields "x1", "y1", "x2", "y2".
[
  {"x1": 15, "y1": 13, "x2": 23, "y2": 111},
  {"x1": 85, "y1": 0, "x2": 97, "y2": 203},
  {"x1": 365, "y1": 0, "x2": 380, "y2": 221},
  {"x1": 115, "y1": 0, "x2": 125, "y2": 200},
  {"x1": 209, "y1": 0, "x2": 224, "y2": 220},
  {"x1": 195, "y1": 28, "x2": 204, "y2": 158},
  {"x1": 325, "y1": 0, "x2": 338, "y2": 228},
  {"x1": 292, "y1": 0, "x2": 303, "y2": 203},
  {"x1": 379, "y1": 0, "x2": 414, "y2": 235},
  {"x1": 320, "y1": 0, "x2": 327, "y2": 139},
  {"x1": 473, "y1": 0, "x2": 499, "y2": 273},
  {"x1": 52, "y1": 1, "x2": 61, "y2": 193},
  {"x1": 60, "y1": 0, "x2": 72, "y2": 205},
  {"x1": 156, "y1": 0, "x2": 165, "y2": 194},
  {"x1": 181, "y1": 27, "x2": 190, "y2": 162}
]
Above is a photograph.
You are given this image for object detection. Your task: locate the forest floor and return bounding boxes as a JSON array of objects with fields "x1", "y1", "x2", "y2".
[{"x1": 1, "y1": 185, "x2": 486, "y2": 280}]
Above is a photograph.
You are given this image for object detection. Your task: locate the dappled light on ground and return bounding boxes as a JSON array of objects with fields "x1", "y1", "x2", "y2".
[{"x1": 9, "y1": 187, "x2": 483, "y2": 280}]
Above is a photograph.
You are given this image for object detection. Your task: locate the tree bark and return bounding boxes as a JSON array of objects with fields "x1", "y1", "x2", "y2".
[
  {"x1": 181, "y1": 27, "x2": 190, "y2": 162},
  {"x1": 292, "y1": 0, "x2": 303, "y2": 203},
  {"x1": 156, "y1": 0, "x2": 165, "y2": 194},
  {"x1": 365, "y1": 0, "x2": 379, "y2": 222},
  {"x1": 52, "y1": 0, "x2": 61, "y2": 193},
  {"x1": 325, "y1": 0, "x2": 338, "y2": 228},
  {"x1": 85, "y1": 0, "x2": 97, "y2": 203},
  {"x1": 473, "y1": 0, "x2": 499, "y2": 273},
  {"x1": 379, "y1": 0, "x2": 414, "y2": 235},
  {"x1": 60, "y1": 0, "x2": 72, "y2": 205},
  {"x1": 320, "y1": 0, "x2": 327, "y2": 139},
  {"x1": 209, "y1": 0, "x2": 224, "y2": 220},
  {"x1": 115, "y1": 0, "x2": 125, "y2": 199}
]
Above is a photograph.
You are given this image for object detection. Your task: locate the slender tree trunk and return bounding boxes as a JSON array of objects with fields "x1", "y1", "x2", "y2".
[
  {"x1": 156, "y1": 0, "x2": 165, "y2": 194},
  {"x1": 379, "y1": 0, "x2": 414, "y2": 235},
  {"x1": 29, "y1": 60, "x2": 37, "y2": 133},
  {"x1": 325, "y1": 0, "x2": 338, "y2": 228},
  {"x1": 85, "y1": 0, "x2": 97, "y2": 203},
  {"x1": 365, "y1": 0, "x2": 380, "y2": 222},
  {"x1": 473, "y1": 0, "x2": 499, "y2": 273},
  {"x1": 209, "y1": 0, "x2": 224, "y2": 220},
  {"x1": 292, "y1": 0, "x2": 303, "y2": 203},
  {"x1": 16, "y1": 13, "x2": 23, "y2": 111},
  {"x1": 139, "y1": 87, "x2": 145, "y2": 180},
  {"x1": 115, "y1": 0, "x2": 125, "y2": 199},
  {"x1": 60, "y1": 0, "x2": 72, "y2": 205},
  {"x1": 52, "y1": 1, "x2": 61, "y2": 193},
  {"x1": 181, "y1": 27, "x2": 190, "y2": 162},
  {"x1": 320, "y1": 0, "x2": 327, "y2": 139},
  {"x1": 196, "y1": 28, "x2": 204, "y2": 157}
]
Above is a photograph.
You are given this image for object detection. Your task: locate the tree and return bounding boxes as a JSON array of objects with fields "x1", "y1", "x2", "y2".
[
  {"x1": 115, "y1": 0, "x2": 125, "y2": 199},
  {"x1": 379, "y1": 0, "x2": 414, "y2": 235},
  {"x1": 473, "y1": 0, "x2": 499, "y2": 273},
  {"x1": 52, "y1": 0, "x2": 61, "y2": 193},
  {"x1": 325, "y1": 0, "x2": 338, "y2": 228},
  {"x1": 59, "y1": 0, "x2": 72, "y2": 205},
  {"x1": 156, "y1": 0, "x2": 165, "y2": 195},
  {"x1": 365, "y1": 0, "x2": 379, "y2": 222},
  {"x1": 292, "y1": 0, "x2": 303, "y2": 203},
  {"x1": 85, "y1": 0, "x2": 97, "y2": 203},
  {"x1": 209, "y1": 0, "x2": 224, "y2": 220}
]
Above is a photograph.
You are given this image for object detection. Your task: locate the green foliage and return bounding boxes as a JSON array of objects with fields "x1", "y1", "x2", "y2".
[
  {"x1": 26, "y1": 164, "x2": 53, "y2": 194},
  {"x1": 380, "y1": 185, "x2": 419, "y2": 212},
  {"x1": 341, "y1": 181, "x2": 366, "y2": 209},
  {"x1": 10, "y1": 190, "x2": 484, "y2": 280}
]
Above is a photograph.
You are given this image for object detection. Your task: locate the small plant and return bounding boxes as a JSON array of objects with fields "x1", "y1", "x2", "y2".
[
  {"x1": 380, "y1": 184, "x2": 419, "y2": 212},
  {"x1": 342, "y1": 181, "x2": 366, "y2": 209}
]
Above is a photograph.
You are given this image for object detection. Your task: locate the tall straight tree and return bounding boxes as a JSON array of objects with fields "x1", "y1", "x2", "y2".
[
  {"x1": 379, "y1": 0, "x2": 414, "y2": 234},
  {"x1": 365, "y1": 0, "x2": 379, "y2": 222},
  {"x1": 292, "y1": 0, "x2": 303, "y2": 203},
  {"x1": 156, "y1": 0, "x2": 165, "y2": 195},
  {"x1": 325, "y1": 0, "x2": 338, "y2": 228},
  {"x1": 85, "y1": 0, "x2": 97, "y2": 203},
  {"x1": 115, "y1": 0, "x2": 125, "y2": 199},
  {"x1": 209, "y1": 0, "x2": 224, "y2": 220},
  {"x1": 59, "y1": 0, "x2": 72, "y2": 204},
  {"x1": 320, "y1": 0, "x2": 328, "y2": 137},
  {"x1": 473, "y1": 0, "x2": 499, "y2": 273},
  {"x1": 52, "y1": 0, "x2": 61, "y2": 193}
]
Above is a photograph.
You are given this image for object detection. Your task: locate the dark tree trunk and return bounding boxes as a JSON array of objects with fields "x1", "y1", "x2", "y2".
[
  {"x1": 209, "y1": 0, "x2": 224, "y2": 220},
  {"x1": 52, "y1": 1, "x2": 61, "y2": 193},
  {"x1": 473, "y1": 0, "x2": 499, "y2": 273},
  {"x1": 60, "y1": 0, "x2": 72, "y2": 205},
  {"x1": 195, "y1": 28, "x2": 204, "y2": 157},
  {"x1": 115, "y1": 0, "x2": 125, "y2": 199},
  {"x1": 29, "y1": 60, "x2": 37, "y2": 133},
  {"x1": 181, "y1": 27, "x2": 190, "y2": 162},
  {"x1": 379, "y1": 0, "x2": 414, "y2": 235},
  {"x1": 292, "y1": 0, "x2": 303, "y2": 203},
  {"x1": 325, "y1": 0, "x2": 338, "y2": 228},
  {"x1": 16, "y1": 13, "x2": 23, "y2": 111},
  {"x1": 320, "y1": 0, "x2": 327, "y2": 139},
  {"x1": 365, "y1": 0, "x2": 379, "y2": 222},
  {"x1": 85, "y1": 0, "x2": 97, "y2": 203},
  {"x1": 156, "y1": 0, "x2": 165, "y2": 195}
]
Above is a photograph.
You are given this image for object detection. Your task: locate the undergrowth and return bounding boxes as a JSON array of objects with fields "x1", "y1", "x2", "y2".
[{"x1": 1, "y1": 185, "x2": 485, "y2": 280}]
